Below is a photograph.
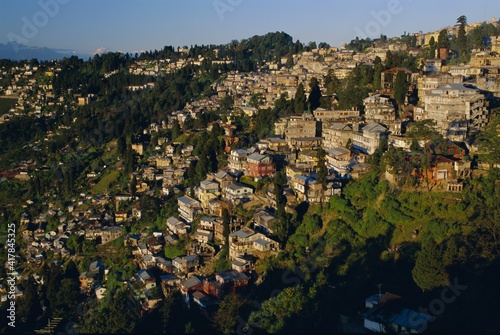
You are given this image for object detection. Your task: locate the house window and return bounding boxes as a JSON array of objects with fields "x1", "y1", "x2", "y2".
[{"x1": 437, "y1": 170, "x2": 447, "y2": 180}]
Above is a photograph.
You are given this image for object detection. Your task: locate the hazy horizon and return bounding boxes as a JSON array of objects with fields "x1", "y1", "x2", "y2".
[{"x1": 1, "y1": 0, "x2": 499, "y2": 54}]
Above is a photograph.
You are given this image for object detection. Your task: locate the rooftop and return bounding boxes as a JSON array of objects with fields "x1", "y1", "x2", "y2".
[
  {"x1": 327, "y1": 147, "x2": 350, "y2": 156},
  {"x1": 247, "y1": 153, "x2": 267, "y2": 162},
  {"x1": 181, "y1": 276, "x2": 202, "y2": 289},
  {"x1": 230, "y1": 228, "x2": 255, "y2": 239}
]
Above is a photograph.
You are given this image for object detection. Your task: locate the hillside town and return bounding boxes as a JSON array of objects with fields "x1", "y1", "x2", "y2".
[{"x1": 1, "y1": 15, "x2": 500, "y2": 335}]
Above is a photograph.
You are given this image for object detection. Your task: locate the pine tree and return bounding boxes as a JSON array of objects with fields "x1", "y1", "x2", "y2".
[
  {"x1": 324, "y1": 69, "x2": 341, "y2": 95},
  {"x1": 285, "y1": 53, "x2": 294, "y2": 69},
  {"x1": 412, "y1": 240, "x2": 447, "y2": 291},
  {"x1": 272, "y1": 170, "x2": 290, "y2": 240},
  {"x1": 457, "y1": 15, "x2": 468, "y2": 59},
  {"x1": 117, "y1": 135, "x2": 126, "y2": 157},
  {"x1": 393, "y1": 70, "x2": 409, "y2": 105},
  {"x1": 124, "y1": 147, "x2": 135, "y2": 174},
  {"x1": 187, "y1": 160, "x2": 197, "y2": 195},
  {"x1": 437, "y1": 29, "x2": 449, "y2": 49},
  {"x1": 373, "y1": 56, "x2": 383, "y2": 90},
  {"x1": 308, "y1": 77, "x2": 322, "y2": 111},
  {"x1": 429, "y1": 36, "x2": 436, "y2": 58},
  {"x1": 196, "y1": 153, "x2": 209, "y2": 181},
  {"x1": 316, "y1": 148, "x2": 328, "y2": 207},
  {"x1": 171, "y1": 120, "x2": 181, "y2": 139},
  {"x1": 294, "y1": 83, "x2": 307, "y2": 113}
]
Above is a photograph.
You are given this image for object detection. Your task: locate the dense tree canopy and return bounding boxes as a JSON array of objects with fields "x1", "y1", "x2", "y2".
[{"x1": 307, "y1": 77, "x2": 322, "y2": 111}]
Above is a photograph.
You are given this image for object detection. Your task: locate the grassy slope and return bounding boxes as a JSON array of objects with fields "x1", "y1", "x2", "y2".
[{"x1": 92, "y1": 170, "x2": 120, "y2": 194}]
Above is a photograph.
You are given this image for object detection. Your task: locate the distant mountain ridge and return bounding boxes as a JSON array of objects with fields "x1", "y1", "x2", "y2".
[{"x1": 0, "y1": 42, "x2": 89, "y2": 61}]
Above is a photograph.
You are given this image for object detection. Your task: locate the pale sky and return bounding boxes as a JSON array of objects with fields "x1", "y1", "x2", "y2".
[{"x1": 1, "y1": 0, "x2": 499, "y2": 54}]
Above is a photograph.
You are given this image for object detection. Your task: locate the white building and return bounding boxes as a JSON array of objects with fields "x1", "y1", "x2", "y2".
[
  {"x1": 223, "y1": 183, "x2": 254, "y2": 202},
  {"x1": 424, "y1": 83, "x2": 489, "y2": 139},
  {"x1": 352, "y1": 123, "x2": 388, "y2": 155},
  {"x1": 177, "y1": 196, "x2": 201, "y2": 223}
]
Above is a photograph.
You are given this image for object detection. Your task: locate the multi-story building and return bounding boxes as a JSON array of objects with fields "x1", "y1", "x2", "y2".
[
  {"x1": 313, "y1": 107, "x2": 360, "y2": 122},
  {"x1": 423, "y1": 59, "x2": 443, "y2": 74},
  {"x1": 228, "y1": 149, "x2": 248, "y2": 172},
  {"x1": 363, "y1": 95, "x2": 396, "y2": 122},
  {"x1": 289, "y1": 137, "x2": 322, "y2": 150},
  {"x1": 228, "y1": 228, "x2": 280, "y2": 259},
  {"x1": 290, "y1": 174, "x2": 337, "y2": 203},
  {"x1": 246, "y1": 153, "x2": 275, "y2": 178},
  {"x1": 388, "y1": 135, "x2": 413, "y2": 151},
  {"x1": 253, "y1": 209, "x2": 278, "y2": 236},
  {"x1": 424, "y1": 83, "x2": 489, "y2": 139},
  {"x1": 177, "y1": 196, "x2": 201, "y2": 223},
  {"x1": 196, "y1": 179, "x2": 220, "y2": 210},
  {"x1": 492, "y1": 36, "x2": 500, "y2": 54},
  {"x1": 278, "y1": 114, "x2": 320, "y2": 146},
  {"x1": 199, "y1": 215, "x2": 222, "y2": 231},
  {"x1": 417, "y1": 73, "x2": 463, "y2": 101},
  {"x1": 325, "y1": 147, "x2": 351, "y2": 177},
  {"x1": 207, "y1": 170, "x2": 234, "y2": 190},
  {"x1": 223, "y1": 183, "x2": 254, "y2": 203},
  {"x1": 352, "y1": 123, "x2": 389, "y2": 155},
  {"x1": 172, "y1": 255, "x2": 199, "y2": 274},
  {"x1": 267, "y1": 137, "x2": 288, "y2": 151},
  {"x1": 274, "y1": 119, "x2": 288, "y2": 138},
  {"x1": 322, "y1": 123, "x2": 354, "y2": 149},
  {"x1": 166, "y1": 216, "x2": 189, "y2": 235}
]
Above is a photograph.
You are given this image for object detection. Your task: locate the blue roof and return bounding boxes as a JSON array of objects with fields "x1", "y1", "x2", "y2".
[
  {"x1": 392, "y1": 308, "x2": 432, "y2": 330},
  {"x1": 138, "y1": 269, "x2": 152, "y2": 281},
  {"x1": 364, "y1": 305, "x2": 432, "y2": 332}
]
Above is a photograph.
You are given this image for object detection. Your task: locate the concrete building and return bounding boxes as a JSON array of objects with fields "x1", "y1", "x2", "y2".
[
  {"x1": 229, "y1": 228, "x2": 280, "y2": 259},
  {"x1": 196, "y1": 179, "x2": 221, "y2": 210},
  {"x1": 223, "y1": 183, "x2": 253, "y2": 203},
  {"x1": 363, "y1": 95, "x2": 396, "y2": 122},
  {"x1": 279, "y1": 114, "x2": 320, "y2": 146},
  {"x1": 352, "y1": 123, "x2": 389, "y2": 155},
  {"x1": 228, "y1": 149, "x2": 248, "y2": 172},
  {"x1": 246, "y1": 153, "x2": 275, "y2": 178},
  {"x1": 325, "y1": 147, "x2": 351, "y2": 177},
  {"x1": 322, "y1": 123, "x2": 354, "y2": 149},
  {"x1": 417, "y1": 73, "x2": 463, "y2": 102},
  {"x1": 313, "y1": 108, "x2": 360, "y2": 122},
  {"x1": 177, "y1": 196, "x2": 201, "y2": 223},
  {"x1": 424, "y1": 83, "x2": 489, "y2": 139}
]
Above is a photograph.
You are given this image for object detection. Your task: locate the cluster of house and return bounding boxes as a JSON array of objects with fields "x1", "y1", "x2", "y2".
[
  {"x1": 173, "y1": 175, "x2": 283, "y2": 258},
  {"x1": 69, "y1": 163, "x2": 286, "y2": 313},
  {"x1": 100, "y1": 215, "x2": 264, "y2": 313},
  {"x1": 3, "y1": 19, "x2": 500, "y2": 320},
  {"x1": 272, "y1": 104, "x2": 481, "y2": 191},
  {"x1": 17, "y1": 193, "x2": 132, "y2": 270},
  {"x1": 0, "y1": 62, "x2": 62, "y2": 122},
  {"x1": 128, "y1": 58, "x2": 187, "y2": 76},
  {"x1": 213, "y1": 49, "x2": 358, "y2": 111},
  {"x1": 117, "y1": 249, "x2": 252, "y2": 313}
]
